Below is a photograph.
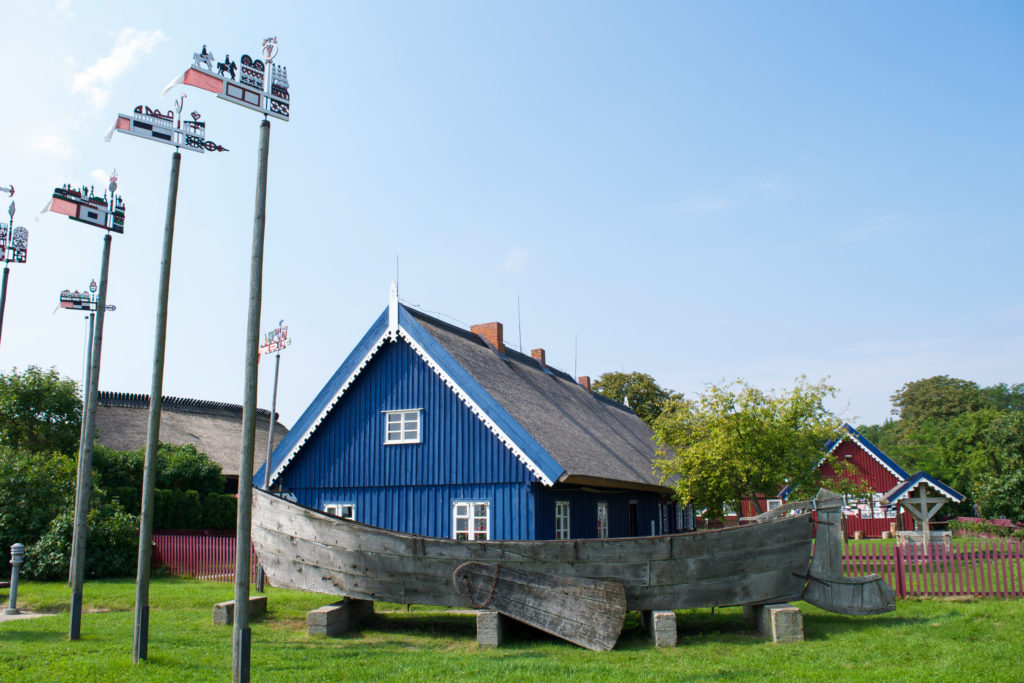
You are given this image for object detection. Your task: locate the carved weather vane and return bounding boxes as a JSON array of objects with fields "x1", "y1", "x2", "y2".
[
  {"x1": 41, "y1": 171, "x2": 126, "y2": 233},
  {"x1": 105, "y1": 95, "x2": 228, "y2": 153},
  {"x1": 163, "y1": 37, "x2": 290, "y2": 121},
  {"x1": 259, "y1": 320, "x2": 292, "y2": 357},
  {"x1": 0, "y1": 200, "x2": 28, "y2": 265}
]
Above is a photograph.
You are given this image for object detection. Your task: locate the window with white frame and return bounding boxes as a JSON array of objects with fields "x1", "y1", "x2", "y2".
[
  {"x1": 324, "y1": 503, "x2": 356, "y2": 521},
  {"x1": 384, "y1": 409, "x2": 421, "y2": 444},
  {"x1": 596, "y1": 501, "x2": 609, "y2": 539},
  {"x1": 453, "y1": 501, "x2": 490, "y2": 540},
  {"x1": 766, "y1": 499, "x2": 783, "y2": 511},
  {"x1": 555, "y1": 500, "x2": 570, "y2": 540}
]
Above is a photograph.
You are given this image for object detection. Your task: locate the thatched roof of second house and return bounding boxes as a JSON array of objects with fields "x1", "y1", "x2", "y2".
[{"x1": 96, "y1": 391, "x2": 289, "y2": 488}]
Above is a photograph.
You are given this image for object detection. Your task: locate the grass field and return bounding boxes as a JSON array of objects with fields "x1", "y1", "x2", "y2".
[{"x1": 2, "y1": 578, "x2": 1022, "y2": 682}]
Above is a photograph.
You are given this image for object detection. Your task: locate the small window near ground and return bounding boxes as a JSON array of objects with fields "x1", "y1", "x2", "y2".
[
  {"x1": 596, "y1": 501, "x2": 609, "y2": 539},
  {"x1": 453, "y1": 500, "x2": 490, "y2": 540},
  {"x1": 324, "y1": 503, "x2": 356, "y2": 521},
  {"x1": 384, "y1": 409, "x2": 421, "y2": 444},
  {"x1": 555, "y1": 500, "x2": 570, "y2": 540}
]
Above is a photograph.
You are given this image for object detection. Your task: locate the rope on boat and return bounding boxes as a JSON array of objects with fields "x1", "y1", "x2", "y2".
[{"x1": 463, "y1": 564, "x2": 501, "y2": 609}]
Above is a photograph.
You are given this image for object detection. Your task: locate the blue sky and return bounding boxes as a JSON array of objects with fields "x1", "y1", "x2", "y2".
[{"x1": 3, "y1": 1, "x2": 1022, "y2": 427}]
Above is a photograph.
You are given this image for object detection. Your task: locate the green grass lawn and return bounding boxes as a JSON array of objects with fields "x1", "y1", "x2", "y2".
[{"x1": 1, "y1": 577, "x2": 1022, "y2": 682}]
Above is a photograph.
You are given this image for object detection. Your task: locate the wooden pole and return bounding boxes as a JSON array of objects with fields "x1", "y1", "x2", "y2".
[
  {"x1": 255, "y1": 350, "x2": 280, "y2": 593},
  {"x1": 69, "y1": 232, "x2": 112, "y2": 641},
  {"x1": 133, "y1": 151, "x2": 182, "y2": 663},
  {"x1": 69, "y1": 311, "x2": 94, "y2": 586},
  {"x1": 0, "y1": 264, "x2": 9, "y2": 350},
  {"x1": 233, "y1": 118, "x2": 270, "y2": 683}
]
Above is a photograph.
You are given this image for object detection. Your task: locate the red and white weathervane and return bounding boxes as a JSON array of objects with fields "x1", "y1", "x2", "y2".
[
  {"x1": 163, "y1": 38, "x2": 290, "y2": 121},
  {"x1": 105, "y1": 96, "x2": 228, "y2": 153}
]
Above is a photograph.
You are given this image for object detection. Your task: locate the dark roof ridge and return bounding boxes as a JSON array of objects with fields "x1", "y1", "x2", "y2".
[{"x1": 97, "y1": 390, "x2": 275, "y2": 420}]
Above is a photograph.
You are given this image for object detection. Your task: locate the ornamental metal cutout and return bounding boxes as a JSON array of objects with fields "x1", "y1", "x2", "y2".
[
  {"x1": 163, "y1": 38, "x2": 290, "y2": 121},
  {"x1": 105, "y1": 96, "x2": 228, "y2": 152},
  {"x1": 0, "y1": 200, "x2": 28, "y2": 264},
  {"x1": 259, "y1": 321, "x2": 291, "y2": 356},
  {"x1": 44, "y1": 172, "x2": 125, "y2": 233}
]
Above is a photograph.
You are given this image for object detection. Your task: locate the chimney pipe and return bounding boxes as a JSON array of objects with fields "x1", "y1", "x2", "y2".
[
  {"x1": 471, "y1": 322, "x2": 505, "y2": 354},
  {"x1": 578, "y1": 375, "x2": 591, "y2": 391},
  {"x1": 530, "y1": 348, "x2": 546, "y2": 366}
]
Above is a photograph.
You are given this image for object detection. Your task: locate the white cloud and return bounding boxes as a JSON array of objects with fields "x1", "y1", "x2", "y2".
[
  {"x1": 55, "y1": 0, "x2": 74, "y2": 18},
  {"x1": 501, "y1": 247, "x2": 528, "y2": 273},
  {"x1": 72, "y1": 28, "x2": 167, "y2": 109},
  {"x1": 32, "y1": 135, "x2": 73, "y2": 158},
  {"x1": 89, "y1": 168, "x2": 111, "y2": 187},
  {"x1": 842, "y1": 214, "x2": 903, "y2": 242}
]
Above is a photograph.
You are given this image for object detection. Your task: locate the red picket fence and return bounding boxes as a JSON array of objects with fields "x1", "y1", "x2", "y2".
[
  {"x1": 843, "y1": 539, "x2": 1024, "y2": 598},
  {"x1": 152, "y1": 531, "x2": 257, "y2": 583}
]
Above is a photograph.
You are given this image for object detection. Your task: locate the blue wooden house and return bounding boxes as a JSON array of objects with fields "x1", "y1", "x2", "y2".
[{"x1": 256, "y1": 287, "x2": 691, "y2": 541}]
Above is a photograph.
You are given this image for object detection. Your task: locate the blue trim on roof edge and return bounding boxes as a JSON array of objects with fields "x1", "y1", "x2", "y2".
[
  {"x1": 885, "y1": 471, "x2": 965, "y2": 504},
  {"x1": 397, "y1": 305, "x2": 565, "y2": 484},
  {"x1": 841, "y1": 423, "x2": 911, "y2": 481},
  {"x1": 256, "y1": 309, "x2": 390, "y2": 486}
]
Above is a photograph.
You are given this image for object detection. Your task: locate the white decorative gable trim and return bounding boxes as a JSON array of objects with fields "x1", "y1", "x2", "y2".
[
  {"x1": 825, "y1": 432, "x2": 905, "y2": 482},
  {"x1": 270, "y1": 320, "x2": 552, "y2": 487},
  {"x1": 269, "y1": 329, "x2": 390, "y2": 486},
  {"x1": 396, "y1": 326, "x2": 553, "y2": 486}
]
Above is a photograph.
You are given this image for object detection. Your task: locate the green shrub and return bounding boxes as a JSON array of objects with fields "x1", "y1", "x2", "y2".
[
  {"x1": 0, "y1": 447, "x2": 77, "y2": 578},
  {"x1": 94, "y1": 442, "x2": 225, "y2": 497},
  {"x1": 24, "y1": 501, "x2": 139, "y2": 580},
  {"x1": 201, "y1": 493, "x2": 237, "y2": 530},
  {"x1": 108, "y1": 486, "x2": 141, "y2": 515},
  {"x1": 154, "y1": 489, "x2": 202, "y2": 529}
]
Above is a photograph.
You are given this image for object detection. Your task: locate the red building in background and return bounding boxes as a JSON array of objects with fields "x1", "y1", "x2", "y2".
[{"x1": 819, "y1": 423, "x2": 915, "y2": 538}]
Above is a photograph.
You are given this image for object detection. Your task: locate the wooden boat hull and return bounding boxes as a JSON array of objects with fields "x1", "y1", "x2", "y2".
[
  {"x1": 453, "y1": 561, "x2": 627, "y2": 651},
  {"x1": 252, "y1": 488, "x2": 812, "y2": 611}
]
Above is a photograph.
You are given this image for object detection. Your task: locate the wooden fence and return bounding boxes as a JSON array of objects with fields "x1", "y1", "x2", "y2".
[
  {"x1": 152, "y1": 531, "x2": 257, "y2": 583},
  {"x1": 843, "y1": 539, "x2": 1024, "y2": 598},
  {"x1": 152, "y1": 531, "x2": 1024, "y2": 599}
]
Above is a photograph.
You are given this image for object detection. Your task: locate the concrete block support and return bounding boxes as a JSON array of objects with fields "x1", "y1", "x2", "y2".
[
  {"x1": 641, "y1": 610, "x2": 678, "y2": 647},
  {"x1": 476, "y1": 610, "x2": 508, "y2": 647},
  {"x1": 743, "y1": 603, "x2": 803, "y2": 643},
  {"x1": 212, "y1": 596, "x2": 267, "y2": 626},
  {"x1": 307, "y1": 598, "x2": 374, "y2": 636}
]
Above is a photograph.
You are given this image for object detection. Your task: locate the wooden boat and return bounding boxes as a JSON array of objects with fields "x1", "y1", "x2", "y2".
[{"x1": 252, "y1": 487, "x2": 891, "y2": 618}]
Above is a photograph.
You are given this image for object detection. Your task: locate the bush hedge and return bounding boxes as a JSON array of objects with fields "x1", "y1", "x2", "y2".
[{"x1": 23, "y1": 501, "x2": 139, "y2": 580}]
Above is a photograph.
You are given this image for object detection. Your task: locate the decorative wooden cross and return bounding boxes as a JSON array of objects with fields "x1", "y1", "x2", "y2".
[{"x1": 898, "y1": 483, "x2": 949, "y2": 549}]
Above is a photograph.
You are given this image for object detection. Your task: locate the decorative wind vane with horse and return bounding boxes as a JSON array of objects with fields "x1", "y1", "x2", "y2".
[{"x1": 163, "y1": 37, "x2": 290, "y2": 121}]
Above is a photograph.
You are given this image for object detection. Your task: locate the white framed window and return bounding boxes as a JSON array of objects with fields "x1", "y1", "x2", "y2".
[
  {"x1": 384, "y1": 409, "x2": 421, "y2": 444},
  {"x1": 596, "y1": 501, "x2": 609, "y2": 539},
  {"x1": 555, "y1": 500, "x2": 570, "y2": 540},
  {"x1": 766, "y1": 499, "x2": 783, "y2": 511},
  {"x1": 324, "y1": 502, "x2": 356, "y2": 521},
  {"x1": 453, "y1": 500, "x2": 490, "y2": 540}
]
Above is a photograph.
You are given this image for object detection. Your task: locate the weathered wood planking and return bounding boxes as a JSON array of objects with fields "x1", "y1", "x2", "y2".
[
  {"x1": 453, "y1": 562, "x2": 626, "y2": 651},
  {"x1": 802, "y1": 489, "x2": 896, "y2": 615},
  {"x1": 253, "y1": 488, "x2": 813, "y2": 611}
]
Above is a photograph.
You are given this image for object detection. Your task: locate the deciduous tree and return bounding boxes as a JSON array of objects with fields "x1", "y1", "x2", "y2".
[
  {"x1": 0, "y1": 365, "x2": 81, "y2": 455},
  {"x1": 593, "y1": 371, "x2": 677, "y2": 427},
  {"x1": 652, "y1": 376, "x2": 842, "y2": 515}
]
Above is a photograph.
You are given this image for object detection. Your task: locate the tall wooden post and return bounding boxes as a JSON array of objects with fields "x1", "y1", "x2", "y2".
[
  {"x1": 233, "y1": 118, "x2": 270, "y2": 683},
  {"x1": 255, "y1": 349, "x2": 280, "y2": 592},
  {"x1": 69, "y1": 232, "x2": 112, "y2": 640},
  {"x1": 133, "y1": 151, "x2": 182, "y2": 663},
  {"x1": 68, "y1": 310, "x2": 95, "y2": 586},
  {"x1": 0, "y1": 265, "x2": 9, "y2": 349}
]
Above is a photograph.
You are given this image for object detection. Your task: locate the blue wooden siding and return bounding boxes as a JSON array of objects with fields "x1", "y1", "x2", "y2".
[
  {"x1": 277, "y1": 339, "x2": 539, "y2": 539},
  {"x1": 532, "y1": 484, "x2": 680, "y2": 539}
]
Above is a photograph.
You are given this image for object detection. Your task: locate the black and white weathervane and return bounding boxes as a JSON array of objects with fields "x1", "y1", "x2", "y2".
[
  {"x1": 106, "y1": 91, "x2": 228, "y2": 666},
  {"x1": 0, "y1": 185, "x2": 27, "y2": 351},
  {"x1": 38, "y1": 171, "x2": 124, "y2": 643},
  {"x1": 165, "y1": 37, "x2": 291, "y2": 683}
]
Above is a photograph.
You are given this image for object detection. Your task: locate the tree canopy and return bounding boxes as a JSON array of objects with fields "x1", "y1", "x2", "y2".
[
  {"x1": 651, "y1": 376, "x2": 842, "y2": 515},
  {"x1": 0, "y1": 365, "x2": 81, "y2": 455},
  {"x1": 593, "y1": 371, "x2": 678, "y2": 427}
]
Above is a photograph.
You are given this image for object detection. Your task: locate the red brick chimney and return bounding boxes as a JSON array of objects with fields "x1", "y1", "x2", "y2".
[
  {"x1": 471, "y1": 322, "x2": 505, "y2": 354},
  {"x1": 530, "y1": 348, "x2": 546, "y2": 366},
  {"x1": 578, "y1": 375, "x2": 591, "y2": 391}
]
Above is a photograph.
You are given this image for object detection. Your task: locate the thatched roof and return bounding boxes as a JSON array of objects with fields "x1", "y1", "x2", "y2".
[{"x1": 95, "y1": 391, "x2": 290, "y2": 479}]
